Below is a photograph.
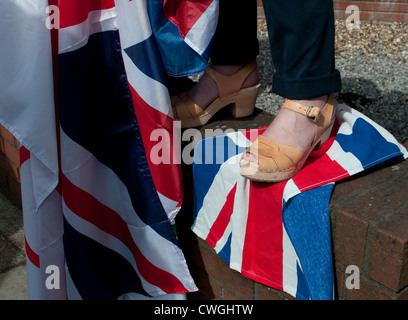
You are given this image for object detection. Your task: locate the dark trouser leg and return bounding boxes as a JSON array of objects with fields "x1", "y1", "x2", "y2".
[
  {"x1": 210, "y1": 0, "x2": 259, "y2": 65},
  {"x1": 262, "y1": 0, "x2": 341, "y2": 99}
]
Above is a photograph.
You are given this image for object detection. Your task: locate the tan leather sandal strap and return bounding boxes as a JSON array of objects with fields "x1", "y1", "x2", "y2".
[
  {"x1": 204, "y1": 61, "x2": 258, "y2": 100},
  {"x1": 282, "y1": 100, "x2": 321, "y2": 123}
]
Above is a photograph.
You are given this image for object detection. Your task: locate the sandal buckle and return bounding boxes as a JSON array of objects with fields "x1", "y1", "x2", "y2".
[{"x1": 306, "y1": 106, "x2": 321, "y2": 123}]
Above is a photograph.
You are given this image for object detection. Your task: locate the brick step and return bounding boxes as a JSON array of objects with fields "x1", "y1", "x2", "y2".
[
  {"x1": 175, "y1": 108, "x2": 408, "y2": 300},
  {"x1": 331, "y1": 145, "x2": 408, "y2": 299},
  {"x1": 1, "y1": 109, "x2": 407, "y2": 299}
]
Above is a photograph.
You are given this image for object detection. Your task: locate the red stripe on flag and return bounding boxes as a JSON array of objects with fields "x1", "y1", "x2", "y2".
[
  {"x1": 25, "y1": 237, "x2": 40, "y2": 268},
  {"x1": 241, "y1": 127, "x2": 266, "y2": 143},
  {"x1": 128, "y1": 84, "x2": 183, "y2": 207},
  {"x1": 163, "y1": 0, "x2": 213, "y2": 38},
  {"x1": 241, "y1": 181, "x2": 286, "y2": 290},
  {"x1": 294, "y1": 154, "x2": 350, "y2": 193},
  {"x1": 58, "y1": 0, "x2": 115, "y2": 29},
  {"x1": 293, "y1": 123, "x2": 349, "y2": 193},
  {"x1": 60, "y1": 173, "x2": 187, "y2": 294},
  {"x1": 205, "y1": 183, "x2": 237, "y2": 248},
  {"x1": 19, "y1": 146, "x2": 31, "y2": 166}
]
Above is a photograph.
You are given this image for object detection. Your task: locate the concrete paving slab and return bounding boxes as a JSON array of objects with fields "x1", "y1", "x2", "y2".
[
  {"x1": 0, "y1": 191, "x2": 27, "y2": 300},
  {"x1": 0, "y1": 265, "x2": 28, "y2": 300}
]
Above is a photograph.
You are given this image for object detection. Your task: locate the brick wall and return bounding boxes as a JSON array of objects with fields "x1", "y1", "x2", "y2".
[
  {"x1": 257, "y1": 0, "x2": 408, "y2": 22},
  {"x1": 0, "y1": 124, "x2": 21, "y2": 207}
]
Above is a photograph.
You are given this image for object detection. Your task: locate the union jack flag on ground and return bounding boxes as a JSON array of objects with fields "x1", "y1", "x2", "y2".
[
  {"x1": 0, "y1": 0, "x2": 217, "y2": 299},
  {"x1": 191, "y1": 105, "x2": 408, "y2": 300}
]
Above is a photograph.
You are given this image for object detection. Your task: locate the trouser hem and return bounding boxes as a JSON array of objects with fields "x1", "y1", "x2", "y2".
[{"x1": 272, "y1": 70, "x2": 342, "y2": 99}]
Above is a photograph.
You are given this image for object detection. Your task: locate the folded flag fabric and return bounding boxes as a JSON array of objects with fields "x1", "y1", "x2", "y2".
[
  {"x1": 148, "y1": 0, "x2": 219, "y2": 77},
  {"x1": 191, "y1": 104, "x2": 408, "y2": 300},
  {"x1": 0, "y1": 0, "x2": 203, "y2": 299}
]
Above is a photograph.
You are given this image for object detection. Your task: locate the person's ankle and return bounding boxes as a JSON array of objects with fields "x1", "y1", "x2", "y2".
[
  {"x1": 211, "y1": 64, "x2": 244, "y2": 76},
  {"x1": 292, "y1": 95, "x2": 328, "y2": 109},
  {"x1": 188, "y1": 62, "x2": 259, "y2": 110}
]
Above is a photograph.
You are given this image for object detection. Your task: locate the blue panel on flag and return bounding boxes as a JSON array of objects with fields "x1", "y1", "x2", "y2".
[
  {"x1": 124, "y1": 36, "x2": 167, "y2": 86},
  {"x1": 295, "y1": 262, "x2": 311, "y2": 300},
  {"x1": 147, "y1": 0, "x2": 209, "y2": 76},
  {"x1": 336, "y1": 118, "x2": 402, "y2": 169},
  {"x1": 283, "y1": 184, "x2": 335, "y2": 300},
  {"x1": 193, "y1": 135, "x2": 246, "y2": 219},
  {"x1": 218, "y1": 234, "x2": 232, "y2": 266},
  {"x1": 58, "y1": 30, "x2": 177, "y2": 244},
  {"x1": 63, "y1": 218, "x2": 149, "y2": 300}
]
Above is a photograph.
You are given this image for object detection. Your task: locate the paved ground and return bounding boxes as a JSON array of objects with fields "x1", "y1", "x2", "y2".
[{"x1": 0, "y1": 192, "x2": 27, "y2": 300}]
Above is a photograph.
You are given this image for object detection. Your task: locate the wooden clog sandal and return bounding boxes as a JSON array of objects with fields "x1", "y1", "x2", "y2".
[
  {"x1": 239, "y1": 94, "x2": 336, "y2": 182},
  {"x1": 171, "y1": 61, "x2": 260, "y2": 128}
]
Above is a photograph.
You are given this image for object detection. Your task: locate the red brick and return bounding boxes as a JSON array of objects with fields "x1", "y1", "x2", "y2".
[
  {"x1": 359, "y1": 11, "x2": 376, "y2": 21},
  {"x1": 376, "y1": 0, "x2": 405, "y2": 3},
  {"x1": 223, "y1": 289, "x2": 242, "y2": 300},
  {"x1": 7, "y1": 175, "x2": 21, "y2": 200},
  {"x1": 330, "y1": 162, "x2": 394, "y2": 209},
  {"x1": 392, "y1": 3, "x2": 408, "y2": 13},
  {"x1": 189, "y1": 264, "x2": 222, "y2": 300},
  {"x1": 333, "y1": 208, "x2": 369, "y2": 268},
  {"x1": 334, "y1": 10, "x2": 346, "y2": 19},
  {"x1": 256, "y1": 283, "x2": 292, "y2": 300},
  {"x1": 345, "y1": 278, "x2": 408, "y2": 300},
  {"x1": 3, "y1": 139, "x2": 20, "y2": 167},
  {"x1": 0, "y1": 170, "x2": 8, "y2": 192},
  {"x1": 334, "y1": 1, "x2": 360, "y2": 11},
  {"x1": 192, "y1": 240, "x2": 255, "y2": 300},
  {"x1": 374, "y1": 12, "x2": 405, "y2": 21},
  {"x1": 259, "y1": 1, "x2": 408, "y2": 22},
  {"x1": 336, "y1": 161, "x2": 408, "y2": 223},
  {"x1": 0, "y1": 125, "x2": 17, "y2": 146},
  {"x1": 367, "y1": 208, "x2": 408, "y2": 292},
  {"x1": 334, "y1": 263, "x2": 345, "y2": 299},
  {"x1": 0, "y1": 152, "x2": 19, "y2": 182},
  {"x1": 257, "y1": 7, "x2": 265, "y2": 19},
  {"x1": 361, "y1": 3, "x2": 392, "y2": 12}
]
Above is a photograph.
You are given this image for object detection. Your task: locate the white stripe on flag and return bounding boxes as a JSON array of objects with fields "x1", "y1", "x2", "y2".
[
  {"x1": 213, "y1": 222, "x2": 232, "y2": 254},
  {"x1": 59, "y1": 8, "x2": 118, "y2": 54},
  {"x1": 282, "y1": 179, "x2": 301, "y2": 204},
  {"x1": 282, "y1": 224, "x2": 301, "y2": 299},
  {"x1": 192, "y1": 154, "x2": 242, "y2": 240},
  {"x1": 60, "y1": 129, "x2": 196, "y2": 292},
  {"x1": 326, "y1": 140, "x2": 364, "y2": 176},
  {"x1": 20, "y1": 156, "x2": 67, "y2": 300},
  {"x1": 123, "y1": 53, "x2": 172, "y2": 117},
  {"x1": 115, "y1": 0, "x2": 152, "y2": 49},
  {"x1": 229, "y1": 173, "x2": 251, "y2": 273},
  {"x1": 226, "y1": 131, "x2": 252, "y2": 149},
  {"x1": 62, "y1": 199, "x2": 166, "y2": 296},
  {"x1": 157, "y1": 192, "x2": 180, "y2": 222},
  {"x1": 0, "y1": 0, "x2": 58, "y2": 194},
  {"x1": 183, "y1": 0, "x2": 219, "y2": 55}
]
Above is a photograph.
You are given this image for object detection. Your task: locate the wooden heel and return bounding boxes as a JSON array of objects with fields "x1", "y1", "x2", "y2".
[{"x1": 229, "y1": 83, "x2": 260, "y2": 118}]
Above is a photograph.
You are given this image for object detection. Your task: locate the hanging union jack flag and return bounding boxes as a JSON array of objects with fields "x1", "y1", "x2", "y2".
[
  {"x1": 0, "y1": 0, "x2": 218, "y2": 299},
  {"x1": 191, "y1": 105, "x2": 408, "y2": 300}
]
